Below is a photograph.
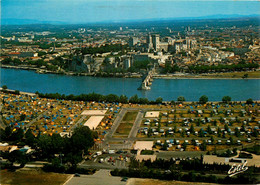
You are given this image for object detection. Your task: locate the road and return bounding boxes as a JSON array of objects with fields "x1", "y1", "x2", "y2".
[
  {"x1": 139, "y1": 125, "x2": 255, "y2": 129},
  {"x1": 65, "y1": 169, "x2": 127, "y2": 185},
  {"x1": 102, "y1": 108, "x2": 127, "y2": 148},
  {"x1": 159, "y1": 116, "x2": 259, "y2": 121},
  {"x1": 157, "y1": 151, "x2": 207, "y2": 159},
  {"x1": 71, "y1": 115, "x2": 87, "y2": 130},
  {"x1": 23, "y1": 110, "x2": 48, "y2": 131},
  {"x1": 0, "y1": 105, "x2": 6, "y2": 129},
  {"x1": 102, "y1": 109, "x2": 145, "y2": 150},
  {"x1": 128, "y1": 111, "x2": 143, "y2": 139}
]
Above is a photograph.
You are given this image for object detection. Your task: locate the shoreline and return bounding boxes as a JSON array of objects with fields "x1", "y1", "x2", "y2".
[
  {"x1": 1, "y1": 65, "x2": 260, "y2": 80},
  {"x1": 1, "y1": 88, "x2": 259, "y2": 103}
]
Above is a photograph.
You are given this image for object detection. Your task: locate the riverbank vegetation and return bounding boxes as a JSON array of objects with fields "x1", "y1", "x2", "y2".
[{"x1": 34, "y1": 91, "x2": 256, "y2": 106}]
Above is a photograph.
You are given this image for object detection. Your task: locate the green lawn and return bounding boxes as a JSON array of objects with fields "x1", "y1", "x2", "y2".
[
  {"x1": 115, "y1": 122, "x2": 133, "y2": 135},
  {"x1": 122, "y1": 111, "x2": 138, "y2": 121},
  {"x1": 113, "y1": 111, "x2": 138, "y2": 137}
]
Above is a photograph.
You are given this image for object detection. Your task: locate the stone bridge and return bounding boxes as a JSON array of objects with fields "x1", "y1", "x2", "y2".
[{"x1": 138, "y1": 70, "x2": 154, "y2": 90}]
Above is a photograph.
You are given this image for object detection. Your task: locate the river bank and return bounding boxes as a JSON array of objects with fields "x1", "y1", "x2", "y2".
[
  {"x1": 1, "y1": 64, "x2": 259, "y2": 79},
  {"x1": 0, "y1": 65, "x2": 142, "y2": 78}
]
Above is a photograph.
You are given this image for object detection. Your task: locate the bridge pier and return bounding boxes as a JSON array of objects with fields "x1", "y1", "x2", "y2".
[{"x1": 138, "y1": 71, "x2": 153, "y2": 90}]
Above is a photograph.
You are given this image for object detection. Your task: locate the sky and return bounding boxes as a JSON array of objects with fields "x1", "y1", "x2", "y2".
[{"x1": 2, "y1": 0, "x2": 260, "y2": 24}]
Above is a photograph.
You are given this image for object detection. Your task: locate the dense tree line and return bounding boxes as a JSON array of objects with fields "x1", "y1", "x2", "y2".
[
  {"x1": 0, "y1": 126, "x2": 97, "y2": 171},
  {"x1": 81, "y1": 44, "x2": 128, "y2": 55},
  {"x1": 112, "y1": 168, "x2": 258, "y2": 184},
  {"x1": 1, "y1": 58, "x2": 22, "y2": 66},
  {"x1": 112, "y1": 157, "x2": 259, "y2": 184},
  {"x1": 129, "y1": 157, "x2": 233, "y2": 173},
  {"x1": 188, "y1": 63, "x2": 258, "y2": 73},
  {"x1": 1, "y1": 57, "x2": 68, "y2": 72},
  {"x1": 35, "y1": 91, "x2": 257, "y2": 106},
  {"x1": 35, "y1": 92, "x2": 165, "y2": 105},
  {"x1": 163, "y1": 64, "x2": 180, "y2": 73}
]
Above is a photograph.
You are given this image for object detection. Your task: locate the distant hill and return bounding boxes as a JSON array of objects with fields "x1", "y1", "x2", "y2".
[
  {"x1": 1, "y1": 18, "x2": 67, "y2": 25},
  {"x1": 1, "y1": 14, "x2": 259, "y2": 25},
  {"x1": 112, "y1": 14, "x2": 260, "y2": 23}
]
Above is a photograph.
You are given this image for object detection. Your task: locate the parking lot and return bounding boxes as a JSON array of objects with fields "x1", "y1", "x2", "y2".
[{"x1": 81, "y1": 151, "x2": 133, "y2": 169}]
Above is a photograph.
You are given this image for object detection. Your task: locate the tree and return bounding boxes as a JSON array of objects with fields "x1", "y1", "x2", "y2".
[
  {"x1": 217, "y1": 127, "x2": 221, "y2": 137},
  {"x1": 24, "y1": 129, "x2": 36, "y2": 146},
  {"x1": 155, "y1": 97, "x2": 163, "y2": 104},
  {"x1": 207, "y1": 125, "x2": 212, "y2": 134},
  {"x1": 2, "y1": 85, "x2": 7, "y2": 90},
  {"x1": 235, "y1": 127, "x2": 240, "y2": 137},
  {"x1": 181, "y1": 131, "x2": 185, "y2": 137},
  {"x1": 229, "y1": 137, "x2": 234, "y2": 145},
  {"x1": 64, "y1": 152, "x2": 82, "y2": 169},
  {"x1": 222, "y1": 96, "x2": 231, "y2": 103},
  {"x1": 51, "y1": 134, "x2": 65, "y2": 154},
  {"x1": 224, "y1": 124, "x2": 229, "y2": 131},
  {"x1": 105, "y1": 94, "x2": 119, "y2": 103},
  {"x1": 182, "y1": 142, "x2": 187, "y2": 151},
  {"x1": 10, "y1": 128, "x2": 24, "y2": 142},
  {"x1": 177, "y1": 96, "x2": 185, "y2": 102},
  {"x1": 199, "y1": 95, "x2": 208, "y2": 104},
  {"x1": 147, "y1": 128, "x2": 152, "y2": 137},
  {"x1": 189, "y1": 124, "x2": 195, "y2": 134},
  {"x1": 36, "y1": 134, "x2": 53, "y2": 158},
  {"x1": 119, "y1": 95, "x2": 128, "y2": 104},
  {"x1": 129, "y1": 94, "x2": 139, "y2": 104},
  {"x1": 200, "y1": 140, "x2": 207, "y2": 151},
  {"x1": 70, "y1": 126, "x2": 95, "y2": 155},
  {"x1": 242, "y1": 73, "x2": 248, "y2": 79},
  {"x1": 210, "y1": 136, "x2": 214, "y2": 144},
  {"x1": 199, "y1": 128, "x2": 205, "y2": 137},
  {"x1": 139, "y1": 98, "x2": 149, "y2": 104},
  {"x1": 14, "y1": 90, "x2": 20, "y2": 95},
  {"x1": 20, "y1": 114, "x2": 26, "y2": 121},
  {"x1": 246, "y1": 98, "x2": 253, "y2": 104},
  {"x1": 7, "y1": 150, "x2": 28, "y2": 167},
  {"x1": 4, "y1": 126, "x2": 12, "y2": 140},
  {"x1": 162, "y1": 142, "x2": 168, "y2": 150}
]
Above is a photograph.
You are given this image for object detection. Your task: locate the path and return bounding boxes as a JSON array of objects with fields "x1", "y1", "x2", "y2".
[
  {"x1": 66, "y1": 169, "x2": 127, "y2": 185},
  {"x1": 0, "y1": 105, "x2": 5, "y2": 129},
  {"x1": 23, "y1": 110, "x2": 48, "y2": 131}
]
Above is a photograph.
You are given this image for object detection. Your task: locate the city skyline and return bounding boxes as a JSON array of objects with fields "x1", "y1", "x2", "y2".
[{"x1": 2, "y1": 0, "x2": 260, "y2": 25}]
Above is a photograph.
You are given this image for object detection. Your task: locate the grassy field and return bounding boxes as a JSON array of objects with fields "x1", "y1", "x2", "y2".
[
  {"x1": 175, "y1": 71, "x2": 260, "y2": 78},
  {"x1": 122, "y1": 111, "x2": 138, "y2": 121},
  {"x1": 193, "y1": 71, "x2": 260, "y2": 78},
  {"x1": 115, "y1": 122, "x2": 133, "y2": 135},
  {"x1": 113, "y1": 111, "x2": 138, "y2": 138},
  {"x1": 0, "y1": 169, "x2": 71, "y2": 185},
  {"x1": 127, "y1": 178, "x2": 218, "y2": 185}
]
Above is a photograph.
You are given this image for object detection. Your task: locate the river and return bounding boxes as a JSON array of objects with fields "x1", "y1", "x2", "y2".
[{"x1": 1, "y1": 68, "x2": 259, "y2": 101}]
